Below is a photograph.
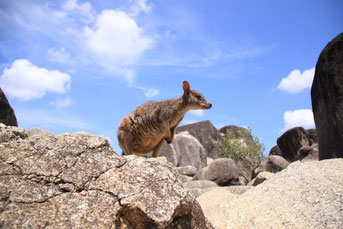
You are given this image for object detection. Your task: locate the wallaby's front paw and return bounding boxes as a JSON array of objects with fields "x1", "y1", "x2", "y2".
[{"x1": 165, "y1": 138, "x2": 172, "y2": 144}]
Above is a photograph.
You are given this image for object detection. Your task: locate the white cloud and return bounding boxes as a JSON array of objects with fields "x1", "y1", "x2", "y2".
[
  {"x1": 129, "y1": 0, "x2": 152, "y2": 16},
  {"x1": 84, "y1": 9, "x2": 154, "y2": 78},
  {"x1": 131, "y1": 84, "x2": 159, "y2": 98},
  {"x1": 0, "y1": 59, "x2": 71, "y2": 101},
  {"x1": 50, "y1": 96, "x2": 74, "y2": 108},
  {"x1": 189, "y1": 110, "x2": 205, "y2": 117},
  {"x1": 281, "y1": 109, "x2": 315, "y2": 133},
  {"x1": 61, "y1": 0, "x2": 94, "y2": 22},
  {"x1": 48, "y1": 47, "x2": 70, "y2": 63},
  {"x1": 277, "y1": 67, "x2": 315, "y2": 94}
]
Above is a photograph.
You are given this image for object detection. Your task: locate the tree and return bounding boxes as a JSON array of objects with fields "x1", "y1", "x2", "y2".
[{"x1": 218, "y1": 127, "x2": 265, "y2": 169}]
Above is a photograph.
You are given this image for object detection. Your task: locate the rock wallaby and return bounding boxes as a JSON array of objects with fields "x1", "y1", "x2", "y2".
[{"x1": 117, "y1": 81, "x2": 212, "y2": 157}]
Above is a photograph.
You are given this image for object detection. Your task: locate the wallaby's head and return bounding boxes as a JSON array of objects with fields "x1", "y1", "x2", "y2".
[{"x1": 182, "y1": 81, "x2": 212, "y2": 110}]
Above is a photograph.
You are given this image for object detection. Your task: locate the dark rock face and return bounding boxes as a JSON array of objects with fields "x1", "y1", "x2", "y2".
[
  {"x1": 311, "y1": 33, "x2": 343, "y2": 160},
  {"x1": 269, "y1": 145, "x2": 282, "y2": 156},
  {"x1": 277, "y1": 127, "x2": 310, "y2": 162},
  {"x1": 0, "y1": 88, "x2": 17, "y2": 127},
  {"x1": 306, "y1": 129, "x2": 317, "y2": 145},
  {"x1": 298, "y1": 144, "x2": 319, "y2": 162},
  {"x1": 177, "y1": 120, "x2": 222, "y2": 158},
  {"x1": 0, "y1": 124, "x2": 213, "y2": 228}
]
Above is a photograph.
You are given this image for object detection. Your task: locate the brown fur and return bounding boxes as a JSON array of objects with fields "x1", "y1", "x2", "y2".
[{"x1": 117, "y1": 81, "x2": 212, "y2": 157}]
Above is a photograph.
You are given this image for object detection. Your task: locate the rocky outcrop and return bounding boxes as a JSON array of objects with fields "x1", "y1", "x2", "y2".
[
  {"x1": 193, "y1": 158, "x2": 238, "y2": 186},
  {"x1": 158, "y1": 131, "x2": 207, "y2": 169},
  {"x1": 197, "y1": 186, "x2": 252, "y2": 214},
  {"x1": 0, "y1": 124, "x2": 212, "y2": 228},
  {"x1": 0, "y1": 88, "x2": 17, "y2": 127},
  {"x1": 177, "y1": 121, "x2": 222, "y2": 158},
  {"x1": 200, "y1": 159, "x2": 343, "y2": 228},
  {"x1": 298, "y1": 144, "x2": 319, "y2": 162},
  {"x1": 311, "y1": 32, "x2": 343, "y2": 160},
  {"x1": 253, "y1": 155, "x2": 290, "y2": 177},
  {"x1": 176, "y1": 165, "x2": 198, "y2": 177},
  {"x1": 173, "y1": 131, "x2": 207, "y2": 169},
  {"x1": 277, "y1": 127, "x2": 311, "y2": 162},
  {"x1": 183, "y1": 180, "x2": 219, "y2": 198},
  {"x1": 248, "y1": 171, "x2": 274, "y2": 186},
  {"x1": 269, "y1": 145, "x2": 282, "y2": 156},
  {"x1": 159, "y1": 143, "x2": 178, "y2": 166}
]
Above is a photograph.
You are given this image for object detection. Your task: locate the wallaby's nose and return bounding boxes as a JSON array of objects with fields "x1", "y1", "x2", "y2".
[{"x1": 209, "y1": 103, "x2": 212, "y2": 108}]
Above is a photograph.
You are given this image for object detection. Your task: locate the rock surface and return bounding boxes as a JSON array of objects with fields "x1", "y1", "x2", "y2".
[
  {"x1": 158, "y1": 142, "x2": 178, "y2": 166},
  {"x1": 176, "y1": 165, "x2": 198, "y2": 177},
  {"x1": 173, "y1": 131, "x2": 207, "y2": 169},
  {"x1": 253, "y1": 155, "x2": 289, "y2": 177},
  {"x1": 197, "y1": 186, "x2": 252, "y2": 215},
  {"x1": 311, "y1": 32, "x2": 343, "y2": 159},
  {"x1": 201, "y1": 159, "x2": 343, "y2": 229},
  {"x1": 298, "y1": 144, "x2": 319, "y2": 162},
  {"x1": 183, "y1": 180, "x2": 219, "y2": 198},
  {"x1": 193, "y1": 158, "x2": 238, "y2": 186},
  {"x1": 269, "y1": 145, "x2": 282, "y2": 156},
  {"x1": 0, "y1": 124, "x2": 212, "y2": 228},
  {"x1": 0, "y1": 88, "x2": 17, "y2": 127},
  {"x1": 277, "y1": 127, "x2": 310, "y2": 162},
  {"x1": 158, "y1": 131, "x2": 207, "y2": 169},
  {"x1": 248, "y1": 171, "x2": 275, "y2": 186},
  {"x1": 177, "y1": 120, "x2": 222, "y2": 158}
]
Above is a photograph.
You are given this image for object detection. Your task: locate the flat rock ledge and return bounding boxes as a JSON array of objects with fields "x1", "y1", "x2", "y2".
[{"x1": 0, "y1": 124, "x2": 212, "y2": 229}]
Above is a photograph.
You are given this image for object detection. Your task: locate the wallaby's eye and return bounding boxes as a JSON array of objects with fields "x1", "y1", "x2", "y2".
[{"x1": 195, "y1": 94, "x2": 201, "y2": 99}]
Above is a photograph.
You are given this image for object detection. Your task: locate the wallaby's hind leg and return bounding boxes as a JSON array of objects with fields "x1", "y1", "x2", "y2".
[{"x1": 152, "y1": 138, "x2": 165, "y2": 158}]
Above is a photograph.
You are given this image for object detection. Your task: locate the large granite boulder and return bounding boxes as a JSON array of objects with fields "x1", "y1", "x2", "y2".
[
  {"x1": 0, "y1": 88, "x2": 17, "y2": 127},
  {"x1": 277, "y1": 127, "x2": 310, "y2": 162},
  {"x1": 158, "y1": 131, "x2": 207, "y2": 169},
  {"x1": 183, "y1": 180, "x2": 219, "y2": 198},
  {"x1": 0, "y1": 124, "x2": 212, "y2": 228},
  {"x1": 173, "y1": 131, "x2": 207, "y2": 169},
  {"x1": 200, "y1": 159, "x2": 343, "y2": 228},
  {"x1": 158, "y1": 142, "x2": 178, "y2": 166},
  {"x1": 176, "y1": 165, "x2": 198, "y2": 177},
  {"x1": 306, "y1": 128, "x2": 318, "y2": 145},
  {"x1": 193, "y1": 158, "x2": 238, "y2": 186},
  {"x1": 253, "y1": 155, "x2": 290, "y2": 178},
  {"x1": 269, "y1": 145, "x2": 282, "y2": 156},
  {"x1": 311, "y1": 32, "x2": 343, "y2": 159},
  {"x1": 196, "y1": 186, "x2": 252, "y2": 214},
  {"x1": 248, "y1": 171, "x2": 275, "y2": 186},
  {"x1": 176, "y1": 121, "x2": 222, "y2": 158}
]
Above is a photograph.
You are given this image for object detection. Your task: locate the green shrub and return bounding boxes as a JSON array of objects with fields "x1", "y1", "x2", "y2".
[{"x1": 218, "y1": 127, "x2": 265, "y2": 168}]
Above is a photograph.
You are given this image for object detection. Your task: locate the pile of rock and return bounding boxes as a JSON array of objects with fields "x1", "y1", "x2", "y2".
[{"x1": 0, "y1": 124, "x2": 213, "y2": 228}]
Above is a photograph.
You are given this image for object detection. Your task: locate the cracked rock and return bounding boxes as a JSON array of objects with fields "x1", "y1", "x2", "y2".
[{"x1": 0, "y1": 124, "x2": 212, "y2": 228}]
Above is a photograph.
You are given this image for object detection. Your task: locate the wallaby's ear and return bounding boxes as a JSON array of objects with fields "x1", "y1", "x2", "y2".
[{"x1": 182, "y1": 81, "x2": 190, "y2": 94}]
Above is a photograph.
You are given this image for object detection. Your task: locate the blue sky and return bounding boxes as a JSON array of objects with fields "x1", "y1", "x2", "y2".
[{"x1": 0, "y1": 0, "x2": 342, "y2": 155}]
